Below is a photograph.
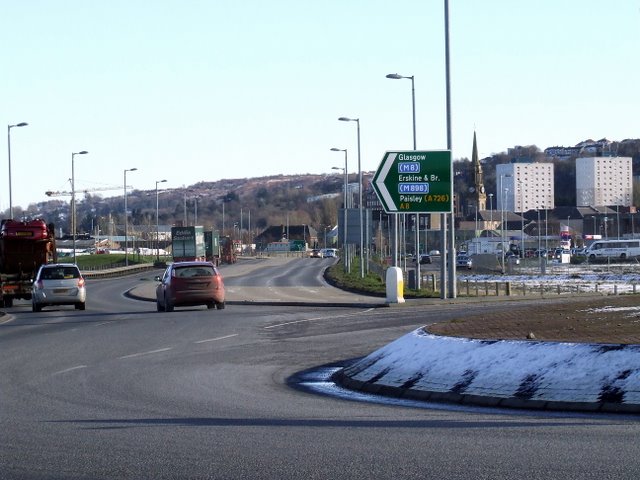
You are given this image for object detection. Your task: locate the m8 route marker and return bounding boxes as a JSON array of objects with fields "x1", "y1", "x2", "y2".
[{"x1": 372, "y1": 150, "x2": 452, "y2": 213}]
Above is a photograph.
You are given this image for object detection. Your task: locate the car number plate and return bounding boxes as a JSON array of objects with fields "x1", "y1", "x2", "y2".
[{"x1": 53, "y1": 288, "x2": 69, "y2": 294}]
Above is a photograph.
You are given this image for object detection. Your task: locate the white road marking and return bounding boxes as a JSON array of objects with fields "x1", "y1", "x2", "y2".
[
  {"x1": 53, "y1": 365, "x2": 87, "y2": 375},
  {"x1": 118, "y1": 347, "x2": 173, "y2": 359},
  {"x1": 194, "y1": 333, "x2": 239, "y2": 344},
  {"x1": 264, "y1": 308, "x2": 375, "y2": 329}
]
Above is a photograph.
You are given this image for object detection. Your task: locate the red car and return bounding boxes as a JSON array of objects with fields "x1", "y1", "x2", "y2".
[{"x1": 155, "y1": 261, "x2": 225, "y2": 312}]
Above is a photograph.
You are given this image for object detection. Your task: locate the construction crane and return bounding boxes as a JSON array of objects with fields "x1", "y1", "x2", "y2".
[{"x1": 45, "y1": 186, "x2": 132, "y2": 197}]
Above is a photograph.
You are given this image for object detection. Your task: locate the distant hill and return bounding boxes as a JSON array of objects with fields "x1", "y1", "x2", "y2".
[{"x1": 11, "y1": 173, "x2": 372, "y2": 241}]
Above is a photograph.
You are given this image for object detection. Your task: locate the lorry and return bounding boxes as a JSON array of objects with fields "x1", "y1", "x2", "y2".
[
  {"x1": 171, "y1": 226, "x2": 206, "y2": 262},
  {"x1": 219, "y1": 236, "x2": 237, "y2": 264},
  {"x1": 204, "y1": 230, "x2": 219, "y2": 263},
  {"x1": 0, "y1": 219, "x2": 57, "y2": 307}
]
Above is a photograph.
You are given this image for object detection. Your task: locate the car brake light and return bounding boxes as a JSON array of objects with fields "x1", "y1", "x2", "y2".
[{"x1": 77, "y1": 277, "x2": 85, "y2": 288}]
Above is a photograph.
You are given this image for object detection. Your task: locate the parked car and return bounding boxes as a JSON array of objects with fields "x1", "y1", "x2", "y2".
[
  {"x1": 32, "y1": 263, "x2": 86, "y2": 312},
  {"x1": 155, "y1": 261, "x2": 225, "y2": 312},
  {"x1": 456, "y1": 254, "x2": 473, "y2": 269}
]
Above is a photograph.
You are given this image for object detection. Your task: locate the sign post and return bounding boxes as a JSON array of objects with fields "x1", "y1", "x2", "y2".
[{"x1": 372, "y1": 150, "x2": 452, "y2": 303}]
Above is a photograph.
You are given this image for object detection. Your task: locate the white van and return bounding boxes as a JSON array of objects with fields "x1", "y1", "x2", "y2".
[
  {"x1": 320, "y1": 248, "x2": 338, "y2": 258},
  {"x1": 585, "y1": 239, "x2": 640, "y2": 261}
]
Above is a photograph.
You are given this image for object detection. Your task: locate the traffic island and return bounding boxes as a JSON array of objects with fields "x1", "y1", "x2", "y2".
[{"x1": 333, "y1": 328, "x2": 640, "y2": 413}]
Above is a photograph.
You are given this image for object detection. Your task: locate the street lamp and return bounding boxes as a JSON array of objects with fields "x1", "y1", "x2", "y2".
[
  {"x1": 331, "y1": 148, "x2": 349, "y2": 273},
  {"x1": 386, "y1": 73, "x2": 420, "y2": 286},
  {"x1": 338, "y1": 116, "x2": 364, "y2": 278},
  {"x1": 155, "y1": 179, "x2": 167, "y2": 261},
  {"x1": 499, "y1": 174, "x2": 512, "y2": 273},
  {"x1": 518, "y1": 180, "x2": 525, "y2": 257},
  {"x1": 386, "y1": 74, "x2": 416, "y2": 149},
  {"x1": 71, "y1": 150, "x2": 89, "y2": 264},
  {"x1": 488, "y1": 193, "x2": 493, "y2": 237},
  {"x1": 124, "y1": 167, "x2": 138, "y2": 266},
  {"x1": 7, "y1": 122, "x2": 28, "y2": 219}
]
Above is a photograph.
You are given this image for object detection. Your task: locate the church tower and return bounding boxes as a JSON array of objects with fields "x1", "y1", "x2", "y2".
[{"x1": 472, "y1": 131, "x2": 487, "y2": 211}]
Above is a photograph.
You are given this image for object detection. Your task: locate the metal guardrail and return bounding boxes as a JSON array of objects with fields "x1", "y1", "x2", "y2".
[
  {"x1": 82, "y1": 263, "x2": 158, "y2": 279},
  {"x1": 454, "y1": 279, "x2": 634, "y2": 297}
]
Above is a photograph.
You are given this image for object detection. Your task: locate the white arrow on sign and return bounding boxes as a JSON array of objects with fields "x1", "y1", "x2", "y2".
[{"x1": 374, "y1": 152, "x2": 397, "y2": 211}]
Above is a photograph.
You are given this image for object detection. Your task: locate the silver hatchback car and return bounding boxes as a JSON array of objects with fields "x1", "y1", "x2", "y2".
[{"x1": 32, "y1": 263, "x2": 87, "y2": 312}]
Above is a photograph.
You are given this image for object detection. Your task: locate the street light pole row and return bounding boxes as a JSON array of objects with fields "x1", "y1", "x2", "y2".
[
  {"x1": 11, "y1": 132, "x2": 147, "y2": 268},
  {"x1": 331, "y1": 148, "x2": 349, "y2": 273},
  {"x1": 338, "y1": 117, "x2": 364, "y2": 279}
]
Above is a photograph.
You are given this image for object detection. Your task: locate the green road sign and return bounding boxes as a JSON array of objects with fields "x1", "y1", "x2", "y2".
[{"x1": 372, "y1": 150, "x2": 452, "y2": 213}]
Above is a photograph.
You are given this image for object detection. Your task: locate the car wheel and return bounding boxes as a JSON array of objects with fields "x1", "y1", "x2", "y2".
[
  {"x1": 75, "y1": 302, "x2": 86, "y2": 310},
  {"x1": 157, "y1": 301, "x2": 165, "y2": 312},
  {"x1": 32, "y1": 302, "x2": 42, "y2": 312},
  {"x1": 164, "y1": 296, "x2": 174, "y2": 312},
  {"x1": 206, "y1": 302, "x2": 215, "y2": 310},
  {"x1": 3, "y1": 296, "x2": 13, "y2": 308},
  {"x1": 215, "y1": 301, "x2": 226, "y2": 310}
]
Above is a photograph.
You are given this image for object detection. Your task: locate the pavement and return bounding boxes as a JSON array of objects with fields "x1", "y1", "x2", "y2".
[{"x1": 122, "y1": 259, "x2": 640, "y2": 413}]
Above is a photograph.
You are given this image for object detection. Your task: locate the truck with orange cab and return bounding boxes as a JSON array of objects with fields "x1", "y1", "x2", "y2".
[{"x1": 0, "y1": 219, "x2": 57, "y2": 307}]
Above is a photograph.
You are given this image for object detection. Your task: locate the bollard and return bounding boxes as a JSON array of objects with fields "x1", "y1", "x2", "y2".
[
  {"x1": 495, "y1": 282, "x2": 500, "y2": 296},
  {"x1": 505, "y1": 282, "x2": 511, "y2": 296},
  {"x1": 522, "y1": 282, "x2": 526, "y2": 296},
  {"x1": 466, "y1": 279, "x2": 470, "y2": 296},
  {"x1": 485, "y1": 282, "x2": 489, "y2": 296},
  {"x1": 385, "y1": 267, "x2": 405, "y2": 303},
  {"x1": 557, "y1": 284, "x2": 561, "y2": 295}
]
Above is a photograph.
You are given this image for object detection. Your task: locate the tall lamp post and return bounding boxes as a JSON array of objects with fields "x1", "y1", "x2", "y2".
[
  {"x1": 71, "y1": 150, "x2": 89, "y2": 264},
  {"x1": 338, "y1": 117, "x2": 364, "y2": 278},
  {"x1": 124, "y1": 167, "x2": 138, "y2": 266},
  {"x1": 7, "y1": 122, "x2": 28, "y2": 219},
  {"x1": 499, "y1": 174, "x2": 511, "y2": 274},
  {"x1": 155, "y1": 179, "x2": 167, "y2": 261},
  {"x1": 518, "y1": 179, "x2": 524, "y2": 256},
  {"x1": 488, "y1": 193, "x2": 494, "y2": 237},
  {"x1": 331, "y1": 148, "x2": 349, "y2": 273},
  {"x1": 386, "y1": 73, "x2": 420, "y2": 287}
]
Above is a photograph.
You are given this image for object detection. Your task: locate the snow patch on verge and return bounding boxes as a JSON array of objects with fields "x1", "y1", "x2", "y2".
[{"x1": 339, "y1": 328, "x2": 640, "y2": 410}]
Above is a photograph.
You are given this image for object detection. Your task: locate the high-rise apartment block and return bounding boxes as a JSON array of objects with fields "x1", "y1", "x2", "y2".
[
  {"x1": 495, "y1": 163, "x2": 554, "y2": 212},
  {"x1": 575, "y1": 156, "x2": 632, "y2": 207}
]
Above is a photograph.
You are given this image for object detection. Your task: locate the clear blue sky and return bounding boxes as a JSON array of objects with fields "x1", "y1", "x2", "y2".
[{"x1": 2, "y1": 1, "x2": 639, "y2": 210}]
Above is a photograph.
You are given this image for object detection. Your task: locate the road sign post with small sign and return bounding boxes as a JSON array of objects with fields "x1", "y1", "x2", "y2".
[{"x1": 372, "y1": 150, "x2": 452, "y2": 213}]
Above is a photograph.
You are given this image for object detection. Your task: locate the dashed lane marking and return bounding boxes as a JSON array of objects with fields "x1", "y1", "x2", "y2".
[
  {"x1": 118, "y1": 347, "x2": 173, "y2": 359},
  {"x1": 53, "y1": 365, "x2": 88, "y2": 375},
  {"x1": 194, "y1": 334, "x2": 239, "y2": 344},
  {"x1": 264, "y1": 308, "x2": 375, "y2": 329}
]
